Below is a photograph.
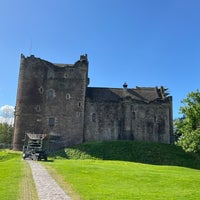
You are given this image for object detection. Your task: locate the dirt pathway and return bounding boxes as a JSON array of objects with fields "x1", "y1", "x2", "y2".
[{"x1": 27, "y1": 160, "x2": 71, "y2": 200}]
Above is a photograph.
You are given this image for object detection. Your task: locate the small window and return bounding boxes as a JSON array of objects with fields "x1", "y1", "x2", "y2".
[
  {"x1": 48, "y1": 70, "x2": 54, "y2": 79},
  {"x1": 66, "y1": 93, "x2": 71, "y2": 100},
  {"x1": 38, "y1": 86, "x2": 44, "y2": 94},
  {"x1": 76, "y1": 112, "x2": 81, "y2": 117},
  {"x1": 132, "y1": 111, "x2": 135, "y2": 120},
  {"x1": 64, "y1": 73, "x2": 68, "y2": 78},
  {"x1": 47, "y1": 89, "x2": 55, "y2": 99},
  {"x1": 78, "y1": 102, "x2": 81, "y2": 107},
  {"x1": 92, "y1": 113, "x2": 96, "y2": 122},
  {"x1": 35, "y1": 105, "x2": 41, "y2": 112},
  {"x1": 49, "y1": 117, "x2": 55, "y2": 127}
]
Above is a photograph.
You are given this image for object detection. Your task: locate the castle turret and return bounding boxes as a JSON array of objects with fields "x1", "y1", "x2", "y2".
[{"x1": 13, "y1": 54, "x2": 89, "y2": 150}]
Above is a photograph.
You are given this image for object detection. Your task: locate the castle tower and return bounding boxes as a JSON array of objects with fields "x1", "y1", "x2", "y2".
[{"x1": 13, "y1": 54, "x2": 89, "y2": 150}]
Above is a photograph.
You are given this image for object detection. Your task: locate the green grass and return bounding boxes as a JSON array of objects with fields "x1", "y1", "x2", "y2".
[
  {"x1": 0, "y1": 150, "x2": 24, "y2": 200},
  {"x1": 50, "y1": 140, "x2": 200, "y2": 169},
  {"x1": 0, "y1": 150, "x2": 38, "y2": 200},
  {"x1": 44, "y1": 159, "x2": 200, "y2": 200},
  {"x1": 45, "y1": 141, "x2": 200, "y2": 199}
]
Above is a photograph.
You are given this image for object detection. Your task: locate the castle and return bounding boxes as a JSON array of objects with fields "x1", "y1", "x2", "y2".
[{"x1": 13, "y1": 54, "x2": 173, "y2": 151}]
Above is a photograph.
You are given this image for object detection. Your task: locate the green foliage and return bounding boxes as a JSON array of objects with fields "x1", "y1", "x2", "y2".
[
  {"x1": 0, "y1": 123, "x2": 13, "y2": 145},
  {"x1": 175, "y1": 90, "x2": 200, "y2": 154},
  {"x1": 49, "y1": 141, "x2": 200, "y2": 169},
  {"x1": 44, "y1": 159, "x2": 200, "y2": 200}
]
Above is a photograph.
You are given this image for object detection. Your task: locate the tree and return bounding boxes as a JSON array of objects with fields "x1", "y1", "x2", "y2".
[
  {"x1": 0, "y1": 123, "x2": 13, "y2": 145},
  {"x1": 175, "y1": 89, "x2": 200, "y2": 154}
]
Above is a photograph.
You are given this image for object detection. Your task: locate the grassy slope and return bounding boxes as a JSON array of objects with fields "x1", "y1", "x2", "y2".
[
  {"x1": 50, "y1": 141, "x2": 200, "y2": 169},
  {"x1": 45, "y1": 141, "x2": 200, "y2": 200}
]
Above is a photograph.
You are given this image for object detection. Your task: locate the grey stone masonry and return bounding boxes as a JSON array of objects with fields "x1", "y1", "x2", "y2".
[{"x1": 13, "y1": 54, "x2": 173, "y2": 151}]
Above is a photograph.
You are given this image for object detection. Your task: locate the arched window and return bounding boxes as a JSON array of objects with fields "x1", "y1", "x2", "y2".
[{"x1": 66, "y1": 93, "x2": 71, "y2": 100}]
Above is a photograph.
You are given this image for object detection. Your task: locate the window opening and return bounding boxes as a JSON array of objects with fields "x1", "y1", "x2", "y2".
[
  {"x1": 66, "y1": 93, "x2": 71, "y2": 100},
  {"x1": 38, "y1": 86, "x2": 44, "y2": 94},
  {"x1": 92, "y1": 113, "x2": 96, "y2": 122},
  {"x1": 47, "y1": 89, "x2": 55, "y2": 99},
  {"x1": 49, "y1": 117, "x2": 55, "y2": 127},
  {"x1": 35, "y1": 105, "x2": 41, "y2": 112}
]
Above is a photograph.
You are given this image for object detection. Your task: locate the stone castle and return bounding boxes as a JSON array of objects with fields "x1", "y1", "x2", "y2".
[{"x1": 13, "y1": 54, "x2": 173, "y2": 150}]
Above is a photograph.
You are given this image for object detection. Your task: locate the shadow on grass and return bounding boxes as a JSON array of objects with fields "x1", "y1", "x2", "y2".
[
  {"x1": 61, "y1": 141, "x2": 200, "y2": 170},
  {"x1": 44, "y1": 159, "x2": 54, "y2": 162}
]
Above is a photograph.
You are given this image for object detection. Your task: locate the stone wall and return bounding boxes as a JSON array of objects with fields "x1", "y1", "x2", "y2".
[
  {"x1": 13, "y1": 54, "x2": 88, "y2": 150},
  {"x1": 13, "y1": 54, "x2": 173, "y2": 151},
  {"x1": 84, "y1": 97, "x2": 172, "y2": 144}
]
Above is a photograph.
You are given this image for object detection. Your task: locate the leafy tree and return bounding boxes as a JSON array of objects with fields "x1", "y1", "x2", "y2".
[
  {"x1": 175, "y1": 89, "x2": 200, "y2": 154},
  {"x1": 0, "y1": 123, "x2": 13, "y2": 145}
]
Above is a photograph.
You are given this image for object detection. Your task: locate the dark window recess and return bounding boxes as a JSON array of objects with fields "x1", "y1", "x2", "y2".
[
  {"x1": 92, "y1": 113, "x2": 96, "y2": 122},
  {"x1": 132, "y1": 111, "x2": 135, "y2": 120},
  {"x1": 38, "y1": 87, "x2": 44, "y2": 94},
  {"x1": 47, "y1": 89, "x2": 55, "y2": 99},
  {"x1": 35, "y1": 105, "x2": 41, "y2": 112},
  {"x1": 66, "y1": 93, "x2": 71, "y2": 100},
  {"x1": 49, "y1": 117, "x2": 55, "y2": 127},
  {"x1": 158, "y1": 120, "x2": 165, "y2": 134},
  {"x1": 48, "y1": 71, "x2": 54, "y2": 79}
]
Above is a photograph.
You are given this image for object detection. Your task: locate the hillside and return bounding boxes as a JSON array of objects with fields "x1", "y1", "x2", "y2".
[{"x1": 50, "y1": 141, "x2": 200, "y2": 169}]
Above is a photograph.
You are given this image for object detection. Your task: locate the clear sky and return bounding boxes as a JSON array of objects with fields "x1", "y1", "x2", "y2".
[{"x1": 0, "y1": 0, "x2": 200, "y2": 119}]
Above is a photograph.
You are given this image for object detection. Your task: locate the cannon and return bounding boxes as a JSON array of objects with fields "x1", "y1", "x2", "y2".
[{"x1": 22, "y1": 133, "x2": 48, "y2": 161}]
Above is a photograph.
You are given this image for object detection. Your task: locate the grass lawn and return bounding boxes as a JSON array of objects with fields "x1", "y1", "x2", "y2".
[
  {"x1": 44, "y1": 159, "x2": 200, "y2": 200},
  {"x1": 0, "y1": 150, "x2": 38, "y2": 200}
]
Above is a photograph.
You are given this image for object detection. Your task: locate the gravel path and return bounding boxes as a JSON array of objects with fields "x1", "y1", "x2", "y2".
[{"x1": 27, "y1": 160, "x2": 71, "y2": 200}]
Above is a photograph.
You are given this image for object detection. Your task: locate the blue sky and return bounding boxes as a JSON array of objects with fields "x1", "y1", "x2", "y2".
[{"x1": 0, "y1": 0, "x2": 200, "y2": 119}]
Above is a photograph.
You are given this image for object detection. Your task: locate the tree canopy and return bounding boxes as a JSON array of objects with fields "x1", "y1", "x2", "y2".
[
  {"x1": 0, "y1": 123, "x2": 13, "y2": 146},
  {"x1": 175, "y1": 89, "x2": 200, "y2": 154}
]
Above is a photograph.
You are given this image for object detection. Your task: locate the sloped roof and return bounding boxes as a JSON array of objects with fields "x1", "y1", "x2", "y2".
[{"x1": 86, "y1": 86, "x2": 166, "y2": 103}]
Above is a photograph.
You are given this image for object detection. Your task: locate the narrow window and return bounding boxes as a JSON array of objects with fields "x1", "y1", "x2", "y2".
[
  {"x1": 92, "y1": 113, "x2": 96, "y2": 122},
  {"x1": 66, "y1": 93, "x2": 71, "y2": 100},
  {"x1": 38, "y1": 86, "x2": 44, "y2": 94},
  {"x1": 76, "y1": 112, "x2": 81, "y2": 117},
  {"x1": 132, "y1": 111, "x2": 135, "y2": 120},
  {"x1": 49, "y1": 117, "x2": 55, "y2": 127},
  {"x1": 47, "y1": 89, "x2": 55, "y2": 99},
  {"x1": 35, "y1": 105, "x2": 41, "y2": 112},
  {"x1": 64, "y1": 73, "x2": 68, "y2": 78},
  {"x1": 48, "y1": 70, "x2": 54, "y2": 79}
]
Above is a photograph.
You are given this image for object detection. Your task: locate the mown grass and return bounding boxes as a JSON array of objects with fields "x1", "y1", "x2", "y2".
[
  {"x1": 0, "y1": 150, "x2": 24, "y2": 200},
  {"x1": 0, "y1": 150, "x2": 38, "y2": 200},
  {"x1": 44, "y1": 159, "x2": 200, "y2": 200},
  {"x1": 45, "y1": 141, "x2": 200, "y2": 199}
]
